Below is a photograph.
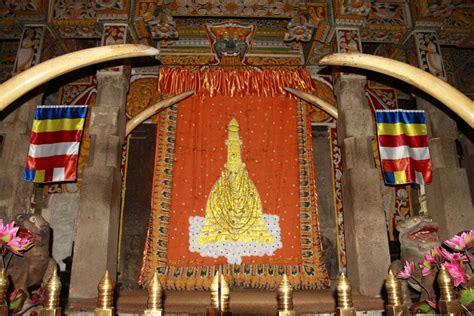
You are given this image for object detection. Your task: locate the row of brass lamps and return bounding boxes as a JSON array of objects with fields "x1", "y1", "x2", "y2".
[{"x1": 0, "y1": 266, "x2": 463, "y2": 315}]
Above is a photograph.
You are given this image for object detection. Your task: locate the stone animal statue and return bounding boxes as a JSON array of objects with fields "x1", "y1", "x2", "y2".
[
  {"x1": 8, "y1": 213, "x2": 57, "y2": 305},
  {"x1": 390, "y1": 215, "x2": 440, "y2": 304}
]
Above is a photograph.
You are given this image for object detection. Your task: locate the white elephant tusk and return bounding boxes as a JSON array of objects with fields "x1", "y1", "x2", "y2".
[
  {"x1": 0, "y1": 44, "x2": 159, "y2": 112},
  {"x1": 126, "y1": 90, "x2": 195, "y2": 136},
  {"x1": 284, "y1": 87, "x2": 338, "y2": 119},
  {"x1": 319, "y1": 53, "x2": 474, "y2": 128}
]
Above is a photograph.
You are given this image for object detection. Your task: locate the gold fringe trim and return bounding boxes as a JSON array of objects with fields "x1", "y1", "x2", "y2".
[{"x1": 157, "y1": 67, "x2": 315, "y2": 97}]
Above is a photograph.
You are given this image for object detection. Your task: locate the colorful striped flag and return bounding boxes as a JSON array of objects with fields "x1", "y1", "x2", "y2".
[
  {"x1": 375, "y1": 110, "x2": 432, "y2": 185},
  {"x1": 23, "y1": 105, "x2": 88, "y2": 183}
]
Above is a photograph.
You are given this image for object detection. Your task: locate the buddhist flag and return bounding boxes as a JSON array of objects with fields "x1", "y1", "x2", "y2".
[
  {"x1": 375, "y1": 110, "x2": 432, "y2": 185},
  {"x1": 23, "y1": 105, "x2": 88, "y2": 183}
]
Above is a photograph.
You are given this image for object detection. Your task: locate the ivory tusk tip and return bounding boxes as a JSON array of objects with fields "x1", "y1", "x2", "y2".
[
  {"x1": 183, "y1": 90, "x2": 195, "y2": 97},
  {"x1": 142, "y1": 46, "x2": 160, "y2": 56},
  {"x1": 318, "y1": 55, "x2": 330, "y2": 65},
  {"x1": 319, "y1": 53, "x2": 359, "y2": 66}
]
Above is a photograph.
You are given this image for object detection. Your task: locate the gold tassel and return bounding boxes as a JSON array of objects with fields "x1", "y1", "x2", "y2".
[
  {"x1": 336, "y1": 273, "x2": 356, "y2": 316},
  {"x1": 94, "y1": 271, "x2": 115, "y2": 316}
]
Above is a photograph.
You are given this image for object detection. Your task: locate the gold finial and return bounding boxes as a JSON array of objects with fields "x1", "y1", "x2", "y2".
[
  {"x1": 438, "y1": 265, "x2": 455, "y2": 301},
  {"x1": 220, "y1": 274, "x2": 230, "y2": 314},
  {"x1": 385, "y1": 270, "x2": 402, "y2": 306},
  {"x1": 385, "y1": 270, "x2": 409, "y2": 316},
  {"x1": 210, "y1": 272, "x2": 220, "y2": 309},
  {"x1": 147, "y1": 271, "x2": 163, "y2": 310},
  {"x1": 97, "y1": 270, "x2": 114, "y2": 309},
  {"x1": 44, "y1": 266, "x2": 61, "y2": 309},
  {"x1": 39, "y1": 266, "x2": 62, "y2": 316},
  {"x1": 335, "y1": 273, "x2": 356, "y2": 316},
  {"x1": 437, "y1": 265, "x2": 462, "y2": 315},
  {"x1": 144, "y1": 271, "x2": 163, "y2": 315},
  {"x1": 0, "y1": 268, "x2": 8, "y2": 305},
  {"x1": 277, "y1": 274, "x2": 294, "y2": 313},
  {"x1": 336, "y1": 273, "x2": 353, "y2": 308}
]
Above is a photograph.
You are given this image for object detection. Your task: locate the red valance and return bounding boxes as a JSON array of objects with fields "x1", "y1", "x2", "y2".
[{"x1": 157, "y1": 67, "x2": 315, "y2": 97}]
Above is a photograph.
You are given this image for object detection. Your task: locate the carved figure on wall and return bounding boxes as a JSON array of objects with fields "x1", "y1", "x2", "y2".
[
  {"x1": 15, "y1": 27, "x2": 43, "y2": 73},
  {"x1": 390, "y1": 215, "x2": 440, "y2": 303},
  {"x1": 337, "y1": 29, "x2": 361, "y2": 53},
  {"x1": 101, "y1": 24, "x2": 127, "y2": 46},
  {"x1": 416, "y1": 33, "x2": 445, "y2": 79},
  {"x1": 8, "y1": 213, "x2": 57, "y2": 306}
]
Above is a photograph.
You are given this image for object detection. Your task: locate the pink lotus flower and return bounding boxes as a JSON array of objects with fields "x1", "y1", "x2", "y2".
[
  {"x1": 0, "y1": 220, "x2": 19, "y2": 244},
  {"x1": 444, "y1": 232, "x2": 473, "y2": 251},
  {"x1": 443, "y1": 261, "x2": 468, "y2": 287},
  {"x1": 0, "y1": 219, "x2": 33, "y2": 255},
  {"x1": 424, "y1": 254, "x2": 434, "y2": 263},
  {"x1": 7, "y1": 236, "x2": 33, "y2": 255},
  {"x1": 441, "y1": 247, "x2": 468, "y2": 263},
  {"x1": 431, "y1": 246, "x2": 444, "y2": 261},
  {"x1": 397, "y1": 261, "x2": 415, "y2": 279},
  {"x1": 420, "y1": 260, "x2": 433, "y2": 276}
]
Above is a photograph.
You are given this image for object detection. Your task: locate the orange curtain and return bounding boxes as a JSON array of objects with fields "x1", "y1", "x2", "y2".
[{"x1": 141, "y1": 67, "x2": 328, "y2": 290}]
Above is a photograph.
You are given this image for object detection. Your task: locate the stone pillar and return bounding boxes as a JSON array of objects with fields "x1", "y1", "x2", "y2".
[
  {"x1": 0, "y1": 25, "x2": 45, "y2": 219},
  {"x1": 333, "y1": 28, "x2": 391, "y2": 297},
  {"x1": 410, "y1": 31, "x2": 474, "y2": 240},
  {"x1": 69, "y1": 24, "x2": 130, "y2": 298}
]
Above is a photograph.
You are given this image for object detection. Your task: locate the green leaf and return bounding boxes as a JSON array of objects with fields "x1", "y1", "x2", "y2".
[
  {"x1": 8, "y1": 289, "x2": 26, "y2": 313},
  {"x1": 460, "y1": 287, "x2": 474, "y2": 305},
  {"x1": 410, "y1": 302, "x2": 436, "y2": 314}
]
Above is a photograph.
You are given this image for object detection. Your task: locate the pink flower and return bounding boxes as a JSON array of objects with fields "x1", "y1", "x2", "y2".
[
  {"x1": 0, "y1": 219, "x2": 33, "y2": 255},
  {"x1": 0, "y1": 220, "x2": 19, "y2": 244},
  {"x1": 7, "y1": 236, "x2": 33, "y2": 255},
  {"x1": 431, "y1": 246, "x2": 444, "y2": 261},
  {"x1": 420, "y1": 260, "x2": 433, "y2": 276},
  {"x1": 443, "y1": 261, "x2": 468, "y2": 287},
  {"x1": 444, "y1": 232, "x2": 473, "y2": 251},
  {"x1": 397, "y1": 261, "x2": 415, "y2": 279},
  {"x1": 441, "y1": 247, "x2": 468, "y2": 263},
  {"x1": 423, "y1": 252, "x2": 437, "y2": 264}
]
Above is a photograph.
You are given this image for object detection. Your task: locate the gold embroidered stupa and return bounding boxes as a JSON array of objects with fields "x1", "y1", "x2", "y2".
[{"x1": 197, "y1": 118, "x2": 274, "y2": 245}]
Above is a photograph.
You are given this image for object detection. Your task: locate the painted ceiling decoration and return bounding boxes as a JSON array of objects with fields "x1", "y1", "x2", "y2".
[{"x1": 0, "y1": 0, "x2": 472, "y2": 69}]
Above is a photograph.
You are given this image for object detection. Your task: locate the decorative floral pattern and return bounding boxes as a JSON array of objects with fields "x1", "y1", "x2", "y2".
[
  {"x1": 284, "y1": 11, "x2": 315, "y2": 43},
  {"x1": 169, "y1": 0, "x2": 298, "y2": 17},
  {"x1": 330, "y1": 127, "x2": 346, "y2": 273}
]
